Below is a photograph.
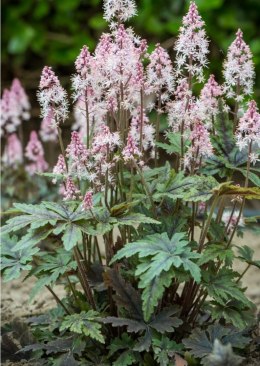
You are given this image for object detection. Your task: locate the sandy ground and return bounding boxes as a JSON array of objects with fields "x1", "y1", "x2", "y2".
[{"x1": 1, "y1": 231, "x2": 260, "y2": 365}]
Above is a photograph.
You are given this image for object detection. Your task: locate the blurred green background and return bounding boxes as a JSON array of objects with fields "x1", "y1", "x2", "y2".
[{"x1": 2, "y1": 0, "x2": 260, "y2": 115}]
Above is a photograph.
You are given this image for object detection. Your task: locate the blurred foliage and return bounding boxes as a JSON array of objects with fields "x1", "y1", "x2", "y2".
[{"x1": 2, "y1": 0, "x2": 260, "y2": 99}]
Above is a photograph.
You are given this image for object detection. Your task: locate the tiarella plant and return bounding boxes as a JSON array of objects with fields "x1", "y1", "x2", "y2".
[{"x1": 1, "y1": 1, "x2": 260, "y2": 365}]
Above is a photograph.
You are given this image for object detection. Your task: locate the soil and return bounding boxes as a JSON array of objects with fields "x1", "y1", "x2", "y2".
[{"x1": 1, "y1": 232, "x2": 260, "y2": 365}]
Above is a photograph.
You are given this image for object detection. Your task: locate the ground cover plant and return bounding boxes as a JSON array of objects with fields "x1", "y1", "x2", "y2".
[{"x1": 1, "y1": 0, "x2": 260, "y2": 365}]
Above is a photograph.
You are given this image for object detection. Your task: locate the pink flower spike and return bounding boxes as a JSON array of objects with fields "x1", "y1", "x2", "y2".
[
  {"x1": 175, "y1": 1, "x2": 209, "y2": 83},
  {"x1": 223, "y1": 29, "x2": 254, "y2": 100},
  {"x1": 75, "y1": 46, "x2": 93, "y2": 77},
  {"x1": 1, "y1": 133, "x2": 23, "y2": 168},
  {"x1": 37, "y1": 66, "x2": 69, "y2": 125},
  {"x1": 25, "y1": 131, "x2": 48, "y2": 175},
  {"x1": 103, "y1": 0, "x2": 137, "y2": 23},
  {"x1": 236, "y1": 100, "x2": 260, "y2": 154},
  {"x1": 11, "y1": 78, "x2": 30, "y2": 119},
  {"x1": 146, "y1": 44, "x2": 174, "y2": 100},
  {"x1": 39, "y1": 66, "x2": 60, "y2": 89},
  {"x1": 1, "y1": 79, "x2": 31, "y2": 136},
  {"x1": 63, "y1": 177, "x2": 81, "y2": 201},
  {"x1": 184, "y1": 120, "x2": 213, "y2": 170},
  {"x1": 66, "y1": 131, "x2": 88, "y2": 160},
  {"x1": 53, "y1": 154, "x2": 66, "y2": 175},
  {"x1": 82, "y1": 190, "x2": 93, "y2": 211},
  {"x1": 122, "y1": 133, "x2": 141, "y2": 162}
]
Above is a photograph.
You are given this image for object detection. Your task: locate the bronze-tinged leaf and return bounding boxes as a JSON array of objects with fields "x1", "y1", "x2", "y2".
[
  {"x1": 104, "y1": 269, "x2": 143, "y2": 320},
  {"x1": 213, "y1": 183, "x2": 260, "y2": 199}
]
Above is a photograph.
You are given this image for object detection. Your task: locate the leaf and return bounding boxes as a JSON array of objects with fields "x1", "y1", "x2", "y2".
[
  {"x1": 203, "y1": 268, "x2": 253, "y2": 307},
  {"x1": 108, "y1": 333, "x2": 134, "y2": 356},
  {"x1": 149, "y1": 306, "x2": 182, "y2": 333},
  {"x1": 104, "y1": 269, "x2": 143, "y2": 320},
  {"x1": 198, "y1": 244, "x2": 234, "y2": 266},
  {"x1": 102, "y1": 317, "x2": 146, "y2": 333},
  {"x1": 116, "y1": 213, "x2": 160, "y2": 227},
  {"x1": 183, "y1": 324, "x2": 250, "y2": 360},
  {"x1": 236, "y1": 245, "x2": 260, "y2": 269},
  {"x1": 0, "y1": 233, "x2": 39, "y2": 281},
  {"x1": 140, "y1": 270, "x2": 173, "y2": 323},
  {"x1": 111, "y1": 232, "x2": 200, "y2": 321},
  {"x1": 113, "y1": 351, "x2": 137, "y2": 366},
  {"x1": 58, "y1": 353, "x2": 79, "y2": 366},
  {"x1": 214, "y1": 183, "x2": 260, "y2": 200},
  {"x1": 28, "y1": 248, "x2": 77, "y2": 299},
  {"x1": 13, "y1": 228, "x2": 53, "y2": 251},
  {"x1": 236, "y1": 169, "x2": 260, "y2": 187},
  {"x1": 155, "y1": 173, "x2": 218, "y2": 202},
  {"x1": 61, "y1": 224, "x2": 82, "y2": 251},
  {"x1": 157, "y1": 132, "x2": 189, "y2": 155},
  {"x1": 60, "y1": 311, "x2": 105, "y2": 343},
  {"x1": 104, "y1": 306, "x2": 182, "y2": 354},
  {"x1": 211, "y1": 302, "x2": 252, "y2": 329},
  {"x1": 152, "y1": 335, "x2": 184, "y2": 366}
]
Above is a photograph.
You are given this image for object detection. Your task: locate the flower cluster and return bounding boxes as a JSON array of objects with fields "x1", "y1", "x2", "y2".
[
  {"x1": 129, "y1": 108, "x2": 155, "y2": 157},
  {"x1": 146, "y1": 44, "x2": 174, "y2": 102},
  {"x1": 1, "y1": 79, "x2": 30, "y2": 136},
  {"x1": 184, "y1": 120, "x2": 213, "y2": 170},
  {"x1": 37, "y1": 66, "x2": 69, "y2": 128},
  {"x1": 174, "y1": 1, "x2": 209, "y2": 83},
  {"x1": 25, "y1": 131, "x2": 48, "y2": 175},
  {"x1": 198, "y1": 74, "x2": 223, "y2": 128},
  {"x1": 223, "y1": 29, "x2": 254, "y2": 100},
  {"x1": 236, "y1": 100, "x2": 260, "y2": 164},
  {"x1": 82, "y1": 190, "x2": 93, "y2": 211},
  {"x1": 103, "y1": 0, "x2": 137, "y2": 24},
  {"x1": 63, "y1": 177, "x2": 81, "y2": 201},
  {"x1": 1, "y1": 133, "x2": 23, "y2": 168},
  {"x1": 122, "y1": 133, "x2": 142, "y2": 163}
]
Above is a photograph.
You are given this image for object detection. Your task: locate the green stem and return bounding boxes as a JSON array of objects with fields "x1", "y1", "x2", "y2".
[
  {"x1": 236, "y1": 263, "x2": 251, "y2": 283},
  {"x1": 45, "y1": 285, "x2": 70, "y2": 315},
  {"x1": 133, "y1": 161, "x2": 156, "y2": 216},
  {"x1": 198, "y1": 195, "x2": 219, "y2": 251},
  {"x1": 155, "y1": 91, "x2": 162, "y2": 167},
  {"x1": 58, "y1": 127, "x2": 68, "y2": 171}
]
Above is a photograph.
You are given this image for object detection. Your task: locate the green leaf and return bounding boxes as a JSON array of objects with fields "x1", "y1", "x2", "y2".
[
  {"x1": 155, "y1": 173, "x2": 218, "y2": 202},
  {"x1": 60, "y1": 311, "x2": 105, "y2": 343},
  {"x1": 116, "y1": 213, "x2": 161, "y2": 227},
  {"x1": 203, "y1": 268, "x2": 252, "y2": 307},
  {"x1": 211, "y1": 302, "x2": 251, "y2": 329},
  {"x1": 156, "y1": 132, "x2": 189, "y2": 156},
  {"x1": 236, "y1": 245, "x2": 260, "y2": 269},
  {"x1": 13, "y1": 228, "x2": 53, "y2": 251},
  {"x1": 0, "y1": 234, "x2": 39, "y2": 282},
  {"x1": 111, "y1": 232, "x2": 200, "y2": 321},
  {"x1": 140, "y1": 270, "x2": 173, "y2": 323},
  {"x1": 236, "y1": 169, "x2": 260, "y2": 187},
  {"x1": 152, "y1": 335, "x2": 183, "y2": 366},
  {"x1": 61, "y1": 224, "x2": 82, "y2": 251},
  {"x1": 198, "y1": 244, "x2": 234, "y2": 266}
]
